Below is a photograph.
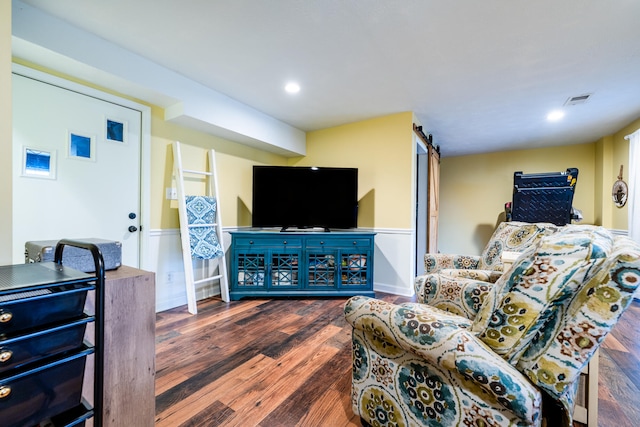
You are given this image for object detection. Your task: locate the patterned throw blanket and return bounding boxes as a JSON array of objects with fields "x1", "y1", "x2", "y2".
[{"x1": 185, "y1": 195, "x2": 224, "y2": 260}]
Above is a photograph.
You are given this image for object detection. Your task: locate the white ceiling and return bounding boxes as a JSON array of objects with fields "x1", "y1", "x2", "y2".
[{"x1": 15, "y1": 0, "x2": 640, "y2": 157}]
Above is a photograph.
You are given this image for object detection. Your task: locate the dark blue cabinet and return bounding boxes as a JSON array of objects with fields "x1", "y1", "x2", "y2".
[{"x1": 230, "y1": 231, "x2": 375, "y2": 300}]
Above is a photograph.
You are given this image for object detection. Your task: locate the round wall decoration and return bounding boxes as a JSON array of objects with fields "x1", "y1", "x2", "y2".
[{"x1": 612, "y1": 165, "x2": 628, "y2": 208}]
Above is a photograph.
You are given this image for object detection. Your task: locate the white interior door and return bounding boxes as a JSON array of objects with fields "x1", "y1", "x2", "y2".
[{"x1": 12, "y1": 73, "x2": 142, "y2": 267}]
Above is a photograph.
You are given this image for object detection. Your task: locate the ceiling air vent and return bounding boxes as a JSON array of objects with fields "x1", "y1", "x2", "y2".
[{"x1": 564, "y1": 93, "x2": 592, "y2": 106}]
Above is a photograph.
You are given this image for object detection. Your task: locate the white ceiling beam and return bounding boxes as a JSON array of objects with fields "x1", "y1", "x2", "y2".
[{"x1": 11, "y1": 0, "x2": 306, "y2": 157}]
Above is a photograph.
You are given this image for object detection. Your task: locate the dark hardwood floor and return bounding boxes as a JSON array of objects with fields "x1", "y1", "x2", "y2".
[
  {"x1": 155, "y1": 294, "x2": 640, "y2": 427},
  {"x1": 597, "y1": 300, "x2": 640, "y2": 426}
]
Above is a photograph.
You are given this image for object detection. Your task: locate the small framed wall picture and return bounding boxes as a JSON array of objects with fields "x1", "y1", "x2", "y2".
[
  {"x1": 105, "y1": 117, "x2": 127, "y2": 144},
  {"x1": 612, "y1": 165, "x2": 628, "y2": 208},
  {"x1": 68, "y1": 131, "x2": 96, "y2": 161},
  {"x1": 22, "y1": 146, "x2": 57, "y2": 179}
]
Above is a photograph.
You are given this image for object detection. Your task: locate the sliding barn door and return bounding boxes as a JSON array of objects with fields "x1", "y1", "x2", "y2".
[{"x1": 427, "y1": 144, "x2": 440, "y2": 254}]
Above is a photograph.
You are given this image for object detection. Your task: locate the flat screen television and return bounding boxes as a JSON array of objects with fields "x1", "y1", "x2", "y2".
[{"x1": 252, "y1": 166, "x2": 358, "y2": 231}]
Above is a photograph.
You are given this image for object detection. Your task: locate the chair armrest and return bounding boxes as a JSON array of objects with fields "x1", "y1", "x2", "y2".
[
  {"x1": 424, "y1": 253, "x2": 480, "y2": 274},
  {"x1": 438, "y1": 268, "x2": 503, "y2": 283},
  {"x1": 414, "y1": 273, "x2": 494, "y2": 320},
  {"x1": 344, "y1": 296, "x2": 542, "y2": 423}
]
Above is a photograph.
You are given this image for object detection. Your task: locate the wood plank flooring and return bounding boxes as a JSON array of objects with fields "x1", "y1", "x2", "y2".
[
  {"x1": 597, "y1": 301, "x2": 640, "y2": 426},
  {"x1": 155, "y1": 295, "x2": 640, "y2": 427}
]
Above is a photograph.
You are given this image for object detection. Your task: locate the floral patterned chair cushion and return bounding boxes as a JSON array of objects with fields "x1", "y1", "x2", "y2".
[
  {"x1": 515, "y1": 233, "x2": 640, "y2": 424},
  {"x1": 345, "y1": 296, "x2": 543, "y2": 426},
  {"x1": 423, "y1": 221, "x2": 559, "y2": 279},
  {"x1": 416, "y1": 222, "x2": 559, "y2": 321},
  {"x1": 414, "y1": 273, "x2": 493, "y2": 320},
  {"x1": 346, "y1": 225, "x2": 640, "y2": 427},
  {"x1": 472, "y1": 226, "x2": 615, "y2": 362}
]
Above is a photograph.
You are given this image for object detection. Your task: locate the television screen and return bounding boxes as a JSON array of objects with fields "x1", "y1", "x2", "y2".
[{"x1": 252, "y1": 166, "x2": 358, "y2": 230}]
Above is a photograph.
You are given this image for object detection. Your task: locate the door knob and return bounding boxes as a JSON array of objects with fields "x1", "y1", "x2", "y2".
[
  {"x1": 128, "y1": 226, "x2": 138, "y2": 233},
  {"x1": 129, "y1": 212, "x2": 137, "y2": 219}
]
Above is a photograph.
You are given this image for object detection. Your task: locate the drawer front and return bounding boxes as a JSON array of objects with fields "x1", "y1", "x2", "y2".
[
  {"x1": 0, "y1": 286, "x2": 90, "y2": 336},
  {"x1": 0, "y1": 317, "x2": 92, "y2": 374},
  {"x1": 234, "y1": 236, "x2": 302, "y2": 248},
  {"x1": 306, "y1": 238, "x2": 372, "y2": 249},
  {"x1": 0, "y1": 348, "x2": 92, "y2": 427}
]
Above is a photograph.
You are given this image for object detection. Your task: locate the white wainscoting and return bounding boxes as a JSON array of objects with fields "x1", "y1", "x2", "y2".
[
  {"x1": 369, "y1": 228, "x2": 416, "y2": 297},
  {"x1": 148, "y1": 227, "x2": 416, "y2": 313},
  {"x1": 149, "y1": 228, "x2": 229, "y2": 312}
]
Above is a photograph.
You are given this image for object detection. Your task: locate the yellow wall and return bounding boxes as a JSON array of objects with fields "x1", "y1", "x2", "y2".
[
  {"x1": 299, "y1": 112, "x2": 415, "y2": 229},
  {"x1": 611, "y1": 117, "x2": 640, "y2": 229},
  {"x1": 439, "y1": 143, "x2": 597, "y2": 254},
  {"x1": 0, "y1": 1, "x2": 12, "y2": 264},
  {"x1": 594, "y1": 135, "x2": 613, "y2": 227},
  {"x1": 149, "y1": 106, "x2": 286, "y2": 229}
]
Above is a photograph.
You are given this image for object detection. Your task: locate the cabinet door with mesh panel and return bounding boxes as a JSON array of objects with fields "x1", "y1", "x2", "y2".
[
  {"x1": 270, "y1": 252, "x2": 301, "y2": 289},
  {"x1": 236, "y1": 251, "x2": 267, "y2": 289},
  {"x1": 306, "y1": 251, "x2": 337, "y2": 289}
]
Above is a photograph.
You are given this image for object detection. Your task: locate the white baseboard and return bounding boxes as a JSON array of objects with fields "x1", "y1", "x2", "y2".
[{"x1": 374, "y1": 281, "x2": 415, "y2": 297}]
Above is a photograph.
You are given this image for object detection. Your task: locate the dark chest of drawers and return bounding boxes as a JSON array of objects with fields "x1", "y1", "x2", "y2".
[{"x1": 0, "y1": 240, "x2": 105, "y2": 427}]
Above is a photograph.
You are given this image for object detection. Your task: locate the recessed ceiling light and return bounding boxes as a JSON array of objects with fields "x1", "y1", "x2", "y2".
[
  {"x1": 285, "y1": 82, "x2": 300, "y2": 94},
  {"x1": 547, "y1": 110, "x2": 565, "y2": 121}
]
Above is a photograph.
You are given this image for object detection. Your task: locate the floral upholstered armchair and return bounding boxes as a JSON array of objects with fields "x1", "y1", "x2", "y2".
[
  {"x1": 415, "y1": 221, "x2": 560, "y2": 319},
  {"x1": 422, "y1": 221, "x2": 559, "y2": 283},
  {"x1": 345, "y1": 225, "x2": 640, "y2": 427}
]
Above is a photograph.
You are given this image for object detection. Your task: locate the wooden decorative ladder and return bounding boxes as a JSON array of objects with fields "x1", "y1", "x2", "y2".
[{"x1": 173, "y1": 141, "x2": 230, "y2": 314}]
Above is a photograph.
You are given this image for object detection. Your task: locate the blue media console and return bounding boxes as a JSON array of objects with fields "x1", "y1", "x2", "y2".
[{"x1": 229, "y1": 231, "x2": 376, "y2": 300}]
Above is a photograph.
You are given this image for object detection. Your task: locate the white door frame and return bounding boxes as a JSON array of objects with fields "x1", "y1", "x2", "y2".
[
  {"x1": 12, "y1": 63, "x2": 152, "y2": 270},
  {"x1": 415, "y1": 137, "x2": 428, "y2": 276}
]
